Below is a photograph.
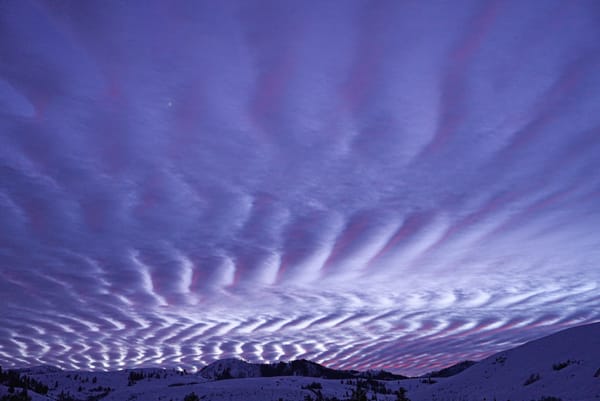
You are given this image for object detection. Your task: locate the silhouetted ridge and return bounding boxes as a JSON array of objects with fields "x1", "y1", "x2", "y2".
[{"x1": 426, "y1": 360, "x2": 476, "y2": 378}]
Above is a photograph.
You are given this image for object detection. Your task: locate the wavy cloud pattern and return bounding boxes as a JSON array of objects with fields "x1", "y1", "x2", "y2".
[{"x1": 1, "y1": 0, "x2": 599, "y2": 376}]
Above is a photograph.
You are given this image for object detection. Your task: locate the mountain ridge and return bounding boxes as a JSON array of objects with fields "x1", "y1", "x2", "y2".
[{"x1": 199, "y1": 358, "x2": 407, "y2": 381}]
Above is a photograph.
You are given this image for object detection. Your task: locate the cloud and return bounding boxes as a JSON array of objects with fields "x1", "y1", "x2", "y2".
[{"x1": 0, "y1": 0, "x2": 599, "y2": 376}]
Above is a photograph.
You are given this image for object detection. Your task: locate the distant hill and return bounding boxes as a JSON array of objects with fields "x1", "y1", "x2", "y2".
[{"x1": 199, "y1": 358, "x2": 407, "y2": 381}]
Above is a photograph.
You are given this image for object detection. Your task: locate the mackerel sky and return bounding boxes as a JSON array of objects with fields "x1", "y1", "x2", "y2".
[{"x1": 1, "y1": 0, "x2": 599, "y2": 376}]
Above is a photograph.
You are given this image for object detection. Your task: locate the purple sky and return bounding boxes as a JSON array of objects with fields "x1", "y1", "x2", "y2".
[{"x1": 1, "y1": 0, "x2": 599, "y2": 376}]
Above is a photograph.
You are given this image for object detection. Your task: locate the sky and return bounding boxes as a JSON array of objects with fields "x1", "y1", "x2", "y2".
[{"x1": 0, "y1": 0, "x2": 599, "y2": 377}]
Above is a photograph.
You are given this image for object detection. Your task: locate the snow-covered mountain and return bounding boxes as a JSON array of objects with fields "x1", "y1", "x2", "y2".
[
  {"x1": 199, "y1": 358, "x2": 263, "y2": 380},
  {"x1": 199, "y1": 358, "x2": 406, "y2": 381},
  {"x1": 1, "y1": 322, "x2": 598, "y2": 401}
]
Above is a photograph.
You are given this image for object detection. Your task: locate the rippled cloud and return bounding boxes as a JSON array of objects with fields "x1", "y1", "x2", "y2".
[{"x1": 0, "y1": 0, "x2": 599, "y2": 376}]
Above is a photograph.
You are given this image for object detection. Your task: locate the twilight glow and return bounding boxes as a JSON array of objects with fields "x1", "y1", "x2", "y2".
[{"x1": 1, "y1": 0, "x2": 599, "y2": 376}]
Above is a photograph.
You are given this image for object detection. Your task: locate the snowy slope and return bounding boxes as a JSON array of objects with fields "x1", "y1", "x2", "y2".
[{"x1": 411, "y1": 322, "x2": 600, "y2": 401}]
